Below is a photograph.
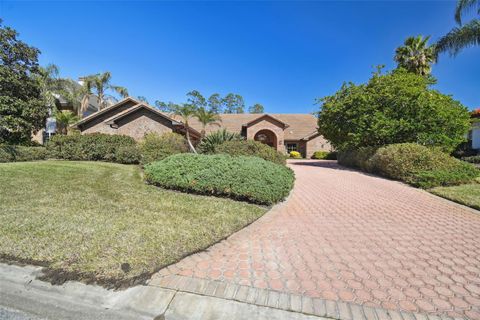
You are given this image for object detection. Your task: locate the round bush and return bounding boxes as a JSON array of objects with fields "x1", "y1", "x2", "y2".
[
  {"x1": 139, "y1": 132, "x2": 187, "y2": 165},
  {"x1": 215, "y1": 140, "x2": 286, "y2": 166},
  {"x1": 289, "y1": 151, "x2": 301, "y2": 159},
  {"x1": 144, "y1": 154, "x2": 295, "y2": 205}
]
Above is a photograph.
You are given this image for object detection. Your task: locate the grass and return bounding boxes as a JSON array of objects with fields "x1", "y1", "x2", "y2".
[
  {"x1": 430, "y1": 182, "x2": 480, "y2": 211},
  {"x1": 0, "y1": 161, "x2": 266, "y2": 287}
]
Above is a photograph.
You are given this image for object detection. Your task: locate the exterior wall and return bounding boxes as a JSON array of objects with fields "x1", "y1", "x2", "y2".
[
  {"x1": 472, "y1": 124, "x2": 480, "y2": 150},
  {"x1": 246, "y1": 119, "x2": 286, "y2": 153},
  {"x1": 82, "y1": 108, "x2": 174, "y2": 141},
  {"x1": 305, "y1": 135, "x2": 331, "y2": 158}
]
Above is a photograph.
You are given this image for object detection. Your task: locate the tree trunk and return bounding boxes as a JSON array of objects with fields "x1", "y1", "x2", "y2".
[{"x1": 185, "y1": 127, "x2": 197, "y2": 154}]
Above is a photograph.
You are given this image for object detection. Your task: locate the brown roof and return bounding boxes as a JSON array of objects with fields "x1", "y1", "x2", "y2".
[{"x1": 177, "y1": 113, "x2": 319, "y2": 140}]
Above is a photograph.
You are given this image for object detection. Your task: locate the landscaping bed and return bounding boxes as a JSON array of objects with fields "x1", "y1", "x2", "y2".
[{"x1": 0, "y1": 161, "x2": 266, "y2": 288}]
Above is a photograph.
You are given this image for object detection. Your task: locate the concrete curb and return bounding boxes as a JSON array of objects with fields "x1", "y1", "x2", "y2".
[{"x1": 148, "y1": 274, "x2": 464, "y2": 320}]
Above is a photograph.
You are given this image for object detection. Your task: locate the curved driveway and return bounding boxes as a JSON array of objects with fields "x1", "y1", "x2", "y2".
[{"x1": 155, "y1": 160, "x2": 480, "y2": 318}]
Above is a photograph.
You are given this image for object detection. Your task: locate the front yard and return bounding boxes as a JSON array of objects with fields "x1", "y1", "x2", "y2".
[
  {"x1": 0, "y1": 161, "x2": 266, "y2": 287},
  {"x1": 430, "y1": 182, "x2": 480, "y2": 211}
]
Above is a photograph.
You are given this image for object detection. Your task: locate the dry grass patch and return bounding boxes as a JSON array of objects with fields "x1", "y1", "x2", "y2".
[{"x1": 0, "y1": 161, "x2": 266, "y2": 287}]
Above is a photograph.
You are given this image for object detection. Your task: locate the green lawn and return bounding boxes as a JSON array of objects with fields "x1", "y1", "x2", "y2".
[
  {"x1": 0, "y1": 161, "x2": 266, "y2": 287},
  {"x1": 430, "y1": 183, "x2": 480, "y2": 211}
]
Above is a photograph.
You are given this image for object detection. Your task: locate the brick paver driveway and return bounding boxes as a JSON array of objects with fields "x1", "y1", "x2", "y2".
[{"x1": 154, "y1": 160, "x2": 480, "y2": 318}]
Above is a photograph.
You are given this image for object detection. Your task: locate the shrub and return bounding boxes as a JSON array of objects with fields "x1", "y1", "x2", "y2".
[
  {"x1": 215, "y1": 140, "x2": 286, "y2": 166},
  {"x1": 311, "y1": 151, "x2": 337, "y2": 160},
  {"x1": 289, "y1": 151, "x2": 301, "y2": 159},
  {"x1": 0, "y1": 145, "x2": 48, "y2": 162},
  {"x1": 337, "y1": 147, "x2": 378, "y2": 172},
  {"x1": 318, "y1": 69, "x2": 470, "y2": 153},
  {"x1": 115, "y1": 145, "x2": 141, "y2": 164},
  {"x1": 47, "y1": 133, "x2": 136, "y2": 163},
  {"x1": 139, "y1": 132, "x2": 187, "y2": 165},
  {"x1": 414, "y1": 164, "x2": 480, "y2": 189},
  {"x1": 462, "y1": 155, "x2": 480, "y2": 164},
  {"x1": 369, "y1": 143, "x2": 479, "y2": 188},
  {"x1": 198, "y1": 129, "x2": 244, "y2": 154},
  {"x1": 145, "y1": 154, "x2": 295, "y2": 205}
]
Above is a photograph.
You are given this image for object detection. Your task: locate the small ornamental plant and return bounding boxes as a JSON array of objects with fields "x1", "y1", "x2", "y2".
[{"x1": 289, "y1": 151, "x2": 301, "y2": 159}]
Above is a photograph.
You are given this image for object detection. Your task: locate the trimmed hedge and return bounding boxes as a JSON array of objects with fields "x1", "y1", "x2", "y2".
[
  {"x1": 139, "y1": 132, "x2": 187, "y2": 165},
  {"x1": 311, "y1": 151, "x2": 337, "y2": 160},
  {"x1": 0, "y1": 145, "x2": 49, "y2": 162},
  {"x1": 47, "y1": 133, "x2": 138, "y2": 163},
  {"x1": 145, "y1": 154, "x2": 295, "y2": 205},
  {"x1": 215, "y1": 140, "x2": 286, "y2": 166},
  {"x1": 339, "y1": 143, "x2": 479, "y2": 188},
  {"x1": 337, "y1": 147, "x2": 378, "y2": 172}
]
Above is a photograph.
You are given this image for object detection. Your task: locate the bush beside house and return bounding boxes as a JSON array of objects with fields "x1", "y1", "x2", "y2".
[
  {"x1": 311, "y1": 151, "x2": 337, "y2": 160},
  {"x1": 139, "y1": 132, "x2": 188, "y2": 165},
  {"x1": 0, "y1": 145, "x2": 48, "y2": 162},
  {"x1": 145, "y1": 154, "x2": 295, "y2": 205}
]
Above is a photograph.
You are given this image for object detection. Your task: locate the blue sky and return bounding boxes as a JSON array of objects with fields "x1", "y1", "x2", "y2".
[{"x1": 2, "y1": 1, "x2": 479, "y2": 113}]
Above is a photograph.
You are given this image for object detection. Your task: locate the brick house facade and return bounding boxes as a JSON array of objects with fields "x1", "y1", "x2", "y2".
[{"x1": 73, "y1": 97, "x2": 331, "y2": 158}]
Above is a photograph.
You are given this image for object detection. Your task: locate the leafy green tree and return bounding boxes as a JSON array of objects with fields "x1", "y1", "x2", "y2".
[
  {"x1": 137, "y1": 96, "x2": 149, "y2": 104},
  {"x1": 436, "y1": 0, "x2": 480, "y2": 56},
  {"x1": 170, "y1": 103, "x2": 197, "y2": 153},
  {"x1": 56, "y1": 78, "x2": 94, "y2": 117},
  {"x1": 0, "y1": 20, "x2": 46, "y2": 144},
  {"x1": 195, "y1": 107, "x2": 221, "y2": 137},
  {"x1": 249, "y1": 103, "x2": 264, "y2": 113},
  {"x1": 54, "y1": 110, "x2": 79, "y2": 135},
  {"x1": 35, "y1": 64, "x2": 61, "y2": 110},
  {"x1": 222, "y1": 93, "x2": 245, "y2": 114},
  {"x1": 394, "y1": 36, "x2": 436, "y2": 76},
  {"x1": 208, "y1": 93, "x2": 222, "y2": 113},
  {"x1": 82, "y1": 72, "x2": 128, "y2": 110},
  {"x1": 186, "y1": 90, "x2": 206, "y2": 109},
  {"x1": 317, "y1": 68, "x2": 470, "y2": 152}
]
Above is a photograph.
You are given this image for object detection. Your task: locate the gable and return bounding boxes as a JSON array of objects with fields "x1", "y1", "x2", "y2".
[{"x1": 243, "y1": 114, "x2": 289, "y2": 129}]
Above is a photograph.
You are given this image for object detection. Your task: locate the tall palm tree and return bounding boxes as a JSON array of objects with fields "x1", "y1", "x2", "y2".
[
  {"x1": 54, "y1": 110, "x2": 79, "y2": 135},
  {"x1": 394, "y1": 36, "x2": 436, "y2": 76},
  {"x1": 84, "y1": 72, "x2": 129, "y2": 110},
  {"x1": 171, "y1": 104, "x2": 197, "y2": 153},
  {"x1": 195, "y1": 107, "x2": 221, "y2": 138},
  {"x1": 436, "y1": 0, "x2": 480, "y2": 56}
]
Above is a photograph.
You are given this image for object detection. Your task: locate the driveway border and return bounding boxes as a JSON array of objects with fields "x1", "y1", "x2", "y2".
[{"x1": 148, "y1": 274, "x2": 460, "y2": 320}]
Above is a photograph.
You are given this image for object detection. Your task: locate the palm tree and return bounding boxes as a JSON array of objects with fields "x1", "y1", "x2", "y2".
[
  {"x1": 35, "y1": 64, "x2": 61, "y2": 110},
  {"x1": 195, "y1": 107, "x2": 221, "y2": 138},
  {"x1": 84, "y1": 72, "x2": 129, "y2": 110},
  {"x1": 436, "y1": 0, "x2": 480, "y2": 56},
  {"x1": 57, "y1": 78, "x2": 94, "y2": 117},
  {"x1": 54, "y1": 110, "x2": 79, "y2": 135},
  {"x1": 171, "y1": 104, "x2": 197, "y2": 153},
  {"x1": 394, "y1": 36, "x2": 436, "y2": 76}
]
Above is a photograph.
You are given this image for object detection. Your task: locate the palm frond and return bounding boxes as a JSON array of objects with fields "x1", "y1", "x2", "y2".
[
  {"x1": 455, "y1": 0, "x2": 478, "y2": 24},
  {"x1": 436, "y1": 19, "x2": 480, "y2": 56}
]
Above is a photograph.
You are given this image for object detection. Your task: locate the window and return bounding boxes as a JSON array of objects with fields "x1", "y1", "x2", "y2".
[{"x1": 286, "y1": 143, "x2": 297, "y2": 153}]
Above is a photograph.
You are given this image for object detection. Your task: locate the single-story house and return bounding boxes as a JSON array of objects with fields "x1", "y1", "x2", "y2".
[
  {"x1": 72, "y1": 97, "x2": 331, "y2": 158},
  {"x1": 470, "y1": 110, "x2": 480, "y2": 151}
]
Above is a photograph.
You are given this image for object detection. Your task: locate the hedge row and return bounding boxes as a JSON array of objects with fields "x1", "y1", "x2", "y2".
[
  {"x1": 145, "y1": 154, "x2": 295, "y2": 205},
  {"x1": 338, "y1": 143, "x2": 479, "y2": 189},
  {"x1": 0, "y1": 145, "x2": 49, "y2": 162}
]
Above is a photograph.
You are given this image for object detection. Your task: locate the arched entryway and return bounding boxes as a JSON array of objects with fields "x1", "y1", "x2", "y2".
[{"x1": 254, "y1": 129, "x2": 277, "y2": 149}]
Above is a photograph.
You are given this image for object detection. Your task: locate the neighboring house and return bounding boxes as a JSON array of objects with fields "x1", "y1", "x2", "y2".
[
  {"x1": 73, "y1": 97, "x2": 331, "y2": 158},
  {"x1": 471, "y1": 122, "x2": 480, "y2": 150},
  {"x1": 32, "y1": 92, "x2": 100, "y2": 145}
]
